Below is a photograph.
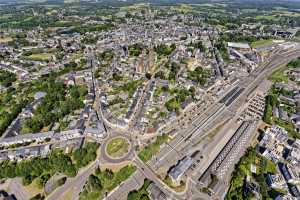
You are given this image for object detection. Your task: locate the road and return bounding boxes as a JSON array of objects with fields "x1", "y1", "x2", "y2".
[
  {"x1": 8, "y1": 178, "x2": 30, "y2": 200},
  {"x1": 100, "y1": 132, "x2": 135, "y2": 164}
]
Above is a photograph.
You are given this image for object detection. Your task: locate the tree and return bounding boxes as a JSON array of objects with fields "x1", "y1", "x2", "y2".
[
  {"x1": 145, "y1": 73, "x2": 151, "y2": 80},
  {"x1": 57, "y1": 177, "x2": 67, "y2": 186},
  {"x1": 103, "y1": 169, "x2": 114, "y2": 179},
  {"x1": 88, "y1": 174, "x2": 102, "y2": 191},
  {"x1": 30, "y1": 194, "x2": 45, "y2": 200}
]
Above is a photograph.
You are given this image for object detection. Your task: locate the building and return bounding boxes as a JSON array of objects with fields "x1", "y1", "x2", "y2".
[
  {"x1": 266, "y1": 173, "x2": 286, "y2": 189},
  {"x1": 228, "y1": 42, "x2": 251, "y2": 50},
  {"x1": 279, "y1": 163, "x2": 291, "y2": 179},
  {"x1": 287, "y1": 164, "x2": 300, "y2": 185},
  {"x1": 168, "y1": 156, "x2": 194, "y2": 186},
  {"x1": 147, "y1": 183, "x2": 167, "y2": 200}
]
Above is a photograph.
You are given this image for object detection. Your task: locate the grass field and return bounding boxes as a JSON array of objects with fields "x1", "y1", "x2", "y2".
[
  {"x1": 268, "y1": 66, "x2": 289, "y2": 83},
  {"x1": 241, "y1": 8, "x2": 258, "y2": 13},
  {"x1": 251, "y1": 39, "x2": 274, "y2": 48},
  {"x1": 120, "y1": 3, "x2": 148, "y2": 12},
  {"x1": 106, "y1": 137, "x2": 129, "y2": 158},
  {"x1": 171, "y1": 4, "x2": 193, "y2": 13},
  {"x1": 255, "y1": 15, "x2": 278, "y2": 20},
  {"x1": 26, "y1": 53, "x2": 53, "y2": 62}
]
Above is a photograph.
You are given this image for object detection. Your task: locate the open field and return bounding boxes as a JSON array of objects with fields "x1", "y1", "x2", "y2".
[
  {"x1": 251, "y1": 39, "x2": 274, "y2": 48},
  {"x1": 26, "y1": 53, "x2": 53, "y2": 62},
  {"x1": 255, "y1": 15, "x2": 278, "y2": 20},
  {"x1": 171, "y1": 4, "x2": 194, "y2": 13},
  {"x1": 241, "y1": 8, "x2": 258, "y2": 13}
]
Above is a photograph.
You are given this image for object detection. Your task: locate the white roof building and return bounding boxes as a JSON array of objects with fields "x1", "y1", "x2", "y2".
[{"x1": 228, "y1": 42, "x2": 251, "y2": 49}]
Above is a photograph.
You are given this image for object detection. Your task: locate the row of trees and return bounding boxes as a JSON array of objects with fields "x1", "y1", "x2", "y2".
[
  {"x1": 0, "y1": 70, "x2": 17, "y2": 87},
  {"x1": 138, "y1": 134, "x2": 169, "y2": 162},
  {"x1": 262, "y1": 94, "x2": 277, "y2": 124}
]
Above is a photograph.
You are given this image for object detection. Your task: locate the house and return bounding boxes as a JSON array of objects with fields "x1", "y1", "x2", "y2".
[{"x1": 84, "y1": 121, "x2": 107, "y2": 139}]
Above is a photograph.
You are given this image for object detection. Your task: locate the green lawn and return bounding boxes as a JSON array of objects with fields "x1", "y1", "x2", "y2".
[
  {"x1": 138, "y1": 134, "x2": 170, "y2": 162},
  {"x1": 255, "y1": 15, "x2": 278, "y2": 20},
  {"x1": 26, "y1": 53, "x2": 53, "y2": 62},
  {"x1": 106, "y1": 137, "x2": 130, "y2": 158},
  {"x1": 251, "y1": 39, "x2": 274, "y2": 48},
  {"x1": 268, "y1": 67, "x2": 289, "y2": 83}
]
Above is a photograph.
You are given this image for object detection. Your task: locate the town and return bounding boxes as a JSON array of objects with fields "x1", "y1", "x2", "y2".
[{"x1": 0, "y1": 0, "x2": 300, "y2": 200}]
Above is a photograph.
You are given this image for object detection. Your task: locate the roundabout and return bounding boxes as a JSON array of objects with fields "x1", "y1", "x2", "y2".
[
  {"x1": 101, "y1": 133, "x2": 134, "y2": 164},
  {"x1": 106, "y1": 137, "x2": 130, "y2": 159}
]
